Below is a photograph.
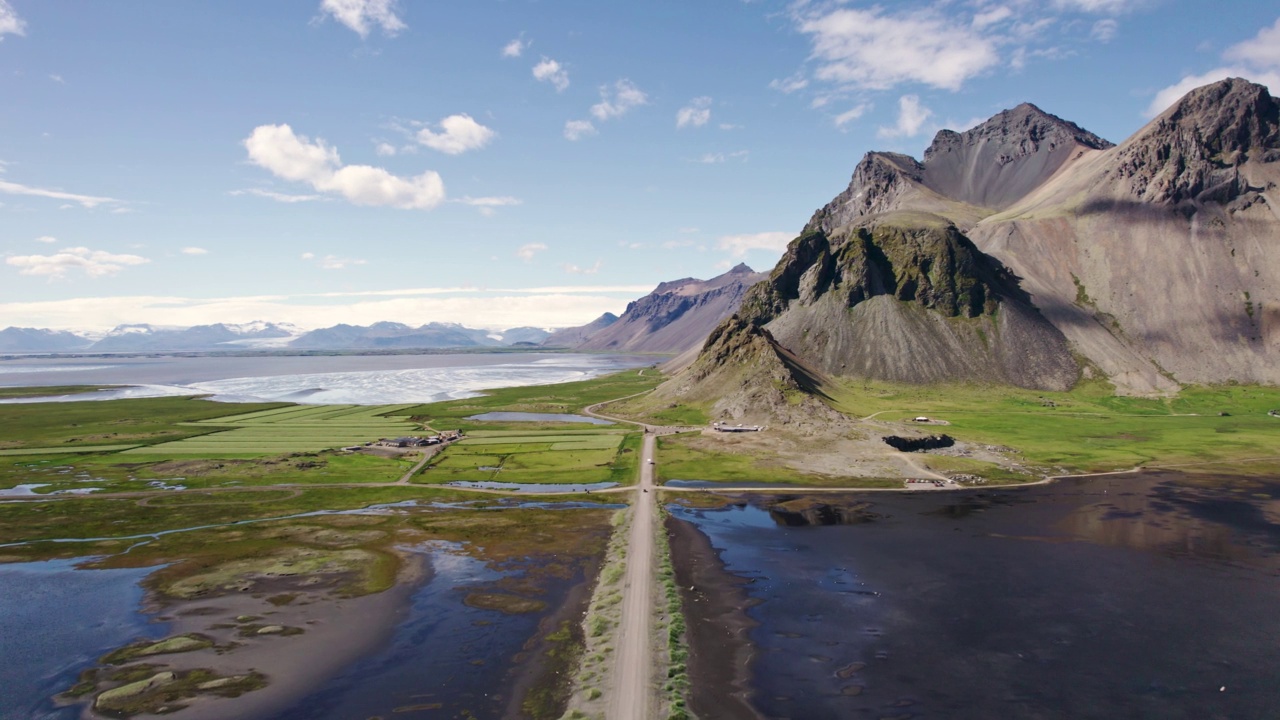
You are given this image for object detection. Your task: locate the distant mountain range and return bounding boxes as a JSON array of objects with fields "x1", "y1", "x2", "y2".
[
  {"x1": 544, "y1": 263, "x2": 767, "y2": 355},
  {"x1": 655, "y1": 77, "x2": 1280, "y2": 421},
  {"x1": 0, "y1": 321, "x2": 554, "y2": 354}
]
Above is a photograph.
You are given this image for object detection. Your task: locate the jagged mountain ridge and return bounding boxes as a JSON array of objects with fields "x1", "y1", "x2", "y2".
[
  {"x1": 569, "y1": 263, "x2": 768, "y2": 353},
  {"x1": 680, "y1": 77, "x2": 1279, "y2": 403},
  {"x1": 541, "y1": 312, "x2": 619, "y2": 347}
]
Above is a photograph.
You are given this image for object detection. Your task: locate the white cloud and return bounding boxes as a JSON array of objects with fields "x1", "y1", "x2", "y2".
[
  {"x1": 319, "y1": 0, "x2": 405, "y2": 38},
  {"x1": 6, "y1": 247, "x2": 150, "y2": 279},
  {"x1": 878, "y1": 95, "x2": 933, "y2": 138},
  {"x1": 796, "y1": 6, "x2": 999, "y2": 91},
  {"x1": 590, "y1": 79, "x2": 648, "y2": 121},
  {"x1": 0, "y1": 179, "x2": 123, "y2": 209},
  {"x1": 769, "y1": 73, "x2": 809, "y2": 94},
  {"x1": 302, "y1": 252, "x2": 366, "y2": 270},
  {"x1": 49, "y1": 73, "x2": 65, "y2": 84},
  {"x1": 502, "y1": 36, "x2": 529, "y2": 58},
  {"x1": 676, "y1": 97, "x2": 713, "y2": 128},
  {"x1": 0, "y1": 0, "x2": 25, "y2": 39},
  {"x1": 36, "y1": 236, "x2": 57, "y2": 244},
  {"x1": 375, "y1": 142, "x2": 397, "y2": 157},
  {"x1": 972, "y1": 6, "x2": 1014, "y2": 29},
  {"x1": 692, "y1": 150, "x2": 749, "y2": 164},
  {"x1": 719, "y1": 123, "x2": 743, "y2": 131},
  {"x1": 181, "y1": 247, "x2": 209, "y2": 255},
  {"x1": 230, "y1": 188, "x2": 327, "y2": 203},
  {"x1": 0, "y1": 289, "x2": 643, "y2": 334},
  {"x1": 1223, "y1": 18, "x2": 1280, "y2": 69},
  {"x1": 1091, "y1": 18, "x2": 1118, "y2": 42},
  {"x1": 243, "y1": 124, "x2": 445, "y2": 209},
  {"x1": 533, "y1": 57, "x2": 569, "y2": 92},
  {"x1": 454, "y1": 195, "x2": 522, "y2": 216},
  {"x1": 716, "y1": 232, "x2": 793, "y2": 259},
  {"x1": 415, "y1": 114, "x2": 496, "y2": 155},
  {"x1": 1053, "y1": 0, "x2": 1134, "y2": 12},
  {"x1": 563, "y1": 260, "x2": 603, "y2": 275},
  {"x1": 516, "y1": 243, "x2": 548, "y2": 262},
  {"x1": 834, "y1": 103, "x2": 871, "y2": 128},
  {"x1": 564, "y1": 120, "x2": 596, "y2": 141}
]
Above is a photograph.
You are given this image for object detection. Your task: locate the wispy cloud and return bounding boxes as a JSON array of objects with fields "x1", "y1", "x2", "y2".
[
  {"x1": 6, "y1": 247, "x2": 150, "y2": 279},
  {"x1": 454, "y1": 195, "x2": 522, "y2": 216},
  {"x1": 0, "y1": 179, "x2": 124, "y2": 209},
  {"x1": 676, "y1": 97, "x2": 713, "y2": 128},
  {"x1": 502, "y1": 35, "x2": 529, "y2": 58},
  {"x1": 877, "y1": 95, "x2": 933, "y2": 138},
  {"x1": 716, "y1": 232, "x2": 792, "y2": 259},
  {"x1": 833, "y1": 103, "x2": 871, "y2": 128},
  {"x1": 591, "y1": 79, "x2": 648, "y2": 121},
  {"x1": 564, "y1": 119, "x2": 596, "y2": 141},
  {"x1": 533, "y1": 57, "x2": 570, "y2": 92},
  {"x1": 181, "y1": 247, "x2": 209, "y2": 256},
  {"x1": 36, "y1": 235, "x2": 57, "y2": 244},
  {"x1": 230, "y1": 188, "x2": 327, "y2": 203},
  {"x1": 318, "y1": 0, "x2": 405, "y2": 38},
  {"x1": 415, "y1": 114, "x2": 496, "y2": 155},
  {"x1": 243, "y1": 124, "x2": 444, "y2": 209},
  {"x1": 516, "y1": 243, "x2": 548, "y2": 262},
  {"x1": 691, "y1": 150, "x2": 749, "y2": 164},
  {"x1": 768, "y1": 73, "x2": 809, "y2": 94},
  {"x1": 562, "y1": 260, "x2": 603, "y2": 275},
  {"x1": 0, "y1": 0, "x2": 25, "y2": 40},
  {"x1": 301, "y1": 251, "x2": 367, "y2": 270}
]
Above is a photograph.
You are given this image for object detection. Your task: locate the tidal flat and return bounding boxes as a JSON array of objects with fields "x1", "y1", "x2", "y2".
[
  {"x1": 668, "y1": 471, "x2": 1280, "y2": 719},
  {"x1": 0, "y1": 501, "x2": 614, "y2": 720}
]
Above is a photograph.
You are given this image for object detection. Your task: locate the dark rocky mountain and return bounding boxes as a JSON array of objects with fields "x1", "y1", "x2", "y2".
[
  {"x1": 0, "y1": 327, "x2": 92, "y2": 353},
  {"x1": 541, "y1": 312, "x2": 619, "y2": 347},
  {"x1": 572, "y1": 263, "x2": 767, "y2": 354},
  {"x1": 674, "y1": 77, "x2": 1280, "y2": 409}
]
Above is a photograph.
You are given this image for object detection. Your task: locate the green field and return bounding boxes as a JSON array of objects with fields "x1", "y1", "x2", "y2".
[
  {"x1": 418, "y1": 429, "x2": 640, "y2": 486},
  {"x1": 125, "y1": 404, "x2": 421, "y2": 456}
]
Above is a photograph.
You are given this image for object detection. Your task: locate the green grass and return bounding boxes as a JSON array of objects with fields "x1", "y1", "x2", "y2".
[
  {"x1": 418, "y1": 428, "x2": 642, "y2": 486},
  {"x1": 397, "y1": 369, "x2": 661, "y2": 431},
  {"x1": 0, "y1": 445, "x2": 142, "y2": 456},
  {"x1": 0, "y1": 396, "x2": 289, "y2": 451},
  {"x1": 820, "y1": 379, "x2": 1280, "y2": 473},
  {"x1": 654, "y1": 433, "x2": 873, "y2": 486},
  {"x1": 127, "y1": 404, "x2": 419, "y2": 456},
  {"x1": 0, "y1": 385, "x2": 110, "y2": 400}
]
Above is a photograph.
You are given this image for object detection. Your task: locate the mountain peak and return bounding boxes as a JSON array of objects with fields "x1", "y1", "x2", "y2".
[
  {"x1": 1110, "y1": 77, "x2": 1279, "y2": 204},
  {"x1": 726, "y1": 262, "x2": 755, "y2": 275}
]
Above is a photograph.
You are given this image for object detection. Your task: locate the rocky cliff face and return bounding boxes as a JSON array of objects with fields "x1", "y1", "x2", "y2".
[
  {"x1": 735, "y1": 217, "x2": 1078, "y2": 390},
  {"x1": 575, "y1": 263, "x2": 767, "y2": 353},
  {"x1": 541, "y1": 312, "x2": 618, "y2": 347},
  {"x1": 672, "y1": 77, "x2": 1280, "y2": 400}
]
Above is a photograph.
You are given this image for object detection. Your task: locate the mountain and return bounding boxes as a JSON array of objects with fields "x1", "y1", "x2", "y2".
[
  {"x1": 87, "y1": 322, "x2": 299, "y2": 352},
  {"x1": 677, "y1": 77, "x2": 1280, "y2": 406},
  {"x1": 288, "y1": 322, "x2": 501, "y2": 350},
  {"x1": 541, "y1": 313, "x2": 619, "y2": 348},
  {"x1": 0, "y1": 327, "x2": 93, "y2": 353},
  {"x1": 572, "y1": 263, "x2": 768, "y2": 353},
  {"x1": 498, "y1": 326, "x2": 553, "y2": 345}
]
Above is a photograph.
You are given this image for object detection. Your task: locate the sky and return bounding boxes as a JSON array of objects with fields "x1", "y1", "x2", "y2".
[{"x1": 1, "y1": 0, "x2": 1278, "y2": 332}]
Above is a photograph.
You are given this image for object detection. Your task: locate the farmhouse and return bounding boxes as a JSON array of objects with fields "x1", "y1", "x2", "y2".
[{"x1": 712, "y1": 422, "x2": 764, "y2": 433}]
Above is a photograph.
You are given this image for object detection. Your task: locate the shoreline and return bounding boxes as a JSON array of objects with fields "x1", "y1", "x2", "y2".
[{"x1": 665, "y1": 512, "x2": 762, "y2": 720}]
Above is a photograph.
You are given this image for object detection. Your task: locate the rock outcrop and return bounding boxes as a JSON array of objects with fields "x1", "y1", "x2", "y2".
[{"x1": 674, "y1": 77, "x2": 1280, "y2": 402}]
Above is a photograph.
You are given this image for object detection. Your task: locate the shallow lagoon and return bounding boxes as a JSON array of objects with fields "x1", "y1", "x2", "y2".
[{"x1": 671, "y1": 472, "x2": 1280, "y2": 719}]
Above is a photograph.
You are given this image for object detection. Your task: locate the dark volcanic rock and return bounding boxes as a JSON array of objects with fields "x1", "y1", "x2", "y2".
[
  {"x1": 882, "y1": 434, "x2": 955, "y2": 452},
  {"x1": 922, "y1": 103, "x2": 1113, "y2": 210},
  {"x1": 1106, "y1": 77, "x2": 1280, "y2": 205},
  {"x1": 767, "y1": 497, "x2": 878, "y2": 527}
]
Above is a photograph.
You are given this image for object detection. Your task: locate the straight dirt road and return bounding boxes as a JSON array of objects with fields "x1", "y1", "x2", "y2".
[{"x1": 606, "y1": 432, "x2": 657, "y2": 720}]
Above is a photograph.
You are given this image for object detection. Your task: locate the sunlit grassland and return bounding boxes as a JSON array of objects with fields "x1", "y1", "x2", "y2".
[
  {"x1": 396, "y1": 369, "x2": 662, "y2": 432},
  {"x1": 416, "y1": 430, "x2": 640, "y2": 485},
  {"x1": 0, "y1": 385, "x2": 109, "y2": 400},
  {"x1": 653, "y1": 433, "x2": 900, "y2": 488}
]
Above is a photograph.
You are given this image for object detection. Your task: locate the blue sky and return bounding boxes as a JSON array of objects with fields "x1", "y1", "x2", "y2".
[{"x1": 1, "y1": 0, "x2": 1277, "y2": 331}]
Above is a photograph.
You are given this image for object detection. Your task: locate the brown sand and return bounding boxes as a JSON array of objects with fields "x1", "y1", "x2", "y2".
[{"x1": 666, "y1": 513, "x2": 763, "y2": 720}]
